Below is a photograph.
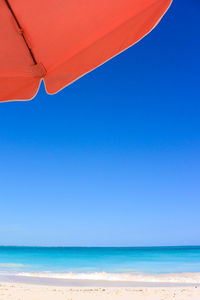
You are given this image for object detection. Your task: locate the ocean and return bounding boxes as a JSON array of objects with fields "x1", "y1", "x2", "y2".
[{"x1": 0, "y1": 246, "x2": 200, "y2": 283}]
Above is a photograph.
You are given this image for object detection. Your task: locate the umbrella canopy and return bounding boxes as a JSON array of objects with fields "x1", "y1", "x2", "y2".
[{"x1": 0, "y1": 0, "x2": 172, "y2": 102}]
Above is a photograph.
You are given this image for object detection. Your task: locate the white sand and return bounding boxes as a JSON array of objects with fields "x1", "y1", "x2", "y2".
[{"x1": 0, "y1": 281, "x2": 200, "y2": 300}]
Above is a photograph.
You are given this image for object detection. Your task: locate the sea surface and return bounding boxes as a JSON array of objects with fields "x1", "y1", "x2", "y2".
[{"x1": 0, "y1": 246, "x2": 200, "y2": 283}]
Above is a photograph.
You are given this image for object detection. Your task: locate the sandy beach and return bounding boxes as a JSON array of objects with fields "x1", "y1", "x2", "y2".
[{"x1": 0, "y1": 281, "x2": 200, "y2": 300}]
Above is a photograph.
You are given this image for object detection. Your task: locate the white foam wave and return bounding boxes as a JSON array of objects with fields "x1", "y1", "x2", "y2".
[{"x1": 17, "y1": 271, "x2": 200, "y2": 283}]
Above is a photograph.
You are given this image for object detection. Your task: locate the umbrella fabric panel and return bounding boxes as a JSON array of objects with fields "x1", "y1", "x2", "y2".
[
  {"x1": 0, "y1": 77, "x2": 41, "y2": 102},
  {"x1": 44, "y1": 0, "x2": 172, "y2": 94}
]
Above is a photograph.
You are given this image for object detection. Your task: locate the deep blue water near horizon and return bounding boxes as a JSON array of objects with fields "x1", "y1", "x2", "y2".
[{"x1": 0, "y1": 246, "x2": 200, "y2": 275}]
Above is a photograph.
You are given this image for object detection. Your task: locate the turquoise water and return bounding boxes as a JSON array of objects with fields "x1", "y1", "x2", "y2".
[{"x1": 0, "y1": 246, "x2": 200, "y2": 275}]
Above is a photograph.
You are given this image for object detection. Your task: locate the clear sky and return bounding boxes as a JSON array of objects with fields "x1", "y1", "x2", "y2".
[{"x1": 0, "y1": 0, "x2": 200, "y2": 247}]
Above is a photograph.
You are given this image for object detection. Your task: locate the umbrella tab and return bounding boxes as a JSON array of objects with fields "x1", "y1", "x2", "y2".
[
  {"x1": 18, "y1": 28, "x2": 23, "y2": 35},
  {"x1": 31, "y1": 63, "x2": 47, "y2": 78}
]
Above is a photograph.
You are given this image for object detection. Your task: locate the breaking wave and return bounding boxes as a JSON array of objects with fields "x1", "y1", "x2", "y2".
[{"x1": 16, "y1": 271, "x2": 200, "y2": 283}]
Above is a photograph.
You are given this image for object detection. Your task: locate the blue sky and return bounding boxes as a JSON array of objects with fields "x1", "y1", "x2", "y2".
[{"x1": 0, "y1": 0, "x2": 200, "y2": 246}]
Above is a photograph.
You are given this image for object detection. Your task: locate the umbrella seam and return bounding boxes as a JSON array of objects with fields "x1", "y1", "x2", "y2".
[{"x1": 4, "y1": 0, "x2": 38, "y2": 66}]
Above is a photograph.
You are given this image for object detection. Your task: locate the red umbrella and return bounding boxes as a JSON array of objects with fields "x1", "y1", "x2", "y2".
[{"x1": 0, "y1": 0, "x2": 172, "y2": 102}]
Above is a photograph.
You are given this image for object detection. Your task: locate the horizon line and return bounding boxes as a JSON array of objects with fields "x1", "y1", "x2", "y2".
[{"x1": 0, "y1": 245, "x2": 200, "y2": 248}]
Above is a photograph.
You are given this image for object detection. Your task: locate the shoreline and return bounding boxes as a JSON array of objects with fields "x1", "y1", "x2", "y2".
[
  {"x1": 0, "y1": 274, "x2": 200, "y2": 288},
  {"x1": 1, "y1": 270, "x2": 200, "y2": 285}
]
